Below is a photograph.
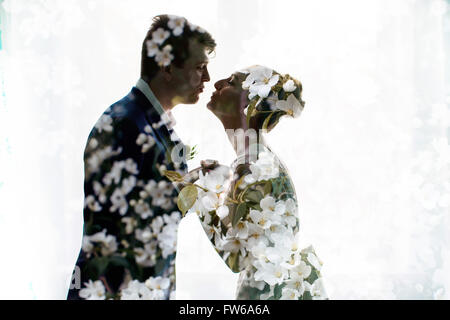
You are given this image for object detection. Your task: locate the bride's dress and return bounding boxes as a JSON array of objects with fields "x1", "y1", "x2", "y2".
[{"x1": 192, "y1": 146, "x2": 327, "y2": 300}]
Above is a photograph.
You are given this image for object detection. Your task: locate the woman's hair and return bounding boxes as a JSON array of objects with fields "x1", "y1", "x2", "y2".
[{"x1": 241, "y1": 66, "x2": 305, "y2": 132}]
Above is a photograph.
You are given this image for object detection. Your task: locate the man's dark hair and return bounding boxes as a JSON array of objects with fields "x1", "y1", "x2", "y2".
[{"x1": 141, "y1": 15, "x2": 216, "y2": 79}]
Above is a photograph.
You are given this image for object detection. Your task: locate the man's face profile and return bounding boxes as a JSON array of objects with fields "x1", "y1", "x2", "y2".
[{"x1": 170, "y1": 38, "x2": 211, "y2": 105}]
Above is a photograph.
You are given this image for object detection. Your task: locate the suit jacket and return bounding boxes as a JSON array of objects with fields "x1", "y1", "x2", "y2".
[{"x1": 68, "y1": 87, "x2": 187, "y2": 300}]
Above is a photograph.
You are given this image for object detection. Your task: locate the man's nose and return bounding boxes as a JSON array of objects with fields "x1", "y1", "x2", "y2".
[{"x1": 203, "y1": 68, "x2": 210, "y2": 82}]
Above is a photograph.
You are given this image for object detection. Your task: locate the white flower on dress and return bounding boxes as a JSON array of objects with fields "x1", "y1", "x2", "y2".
[
  {"x1": 155, "y1": 45, "x2": 174, "y2": 67},
  {"x1": 260, "y1": 196, "x2": 286, "y2": 216},
  {"x1": 283, "y1": 79, "x2": 297, "y2": 93},
  {"x1": 152, "y1": 28, "x2": 170, "y2": 45},
  {"x1": 253, "y1": 260, "x2": 288, "y2": 286},
  {"x1": 275, "y1": 94, "x2": 304, "y2": 118},
  {"x1": 280, "y1": 286, "x2": 301, "y2": 300},
  {"x1": 289, "y1": 260, "x2": 312, "y2": 280},
  {"x1": 244, "y1": 151, "x2": 280, "y2": 184},
  {"x1": 199, "y1": 170, "x2": 228, "y2": 194},
  {"x1": 167, "y1": 16, "x2": 186, "y2": 36},
  {"x1": 146, "y1": 39, "x2": 160, "y2": 58},
  {"x1": 79, "y1": 280, "x2": 106, "y2": 300}
]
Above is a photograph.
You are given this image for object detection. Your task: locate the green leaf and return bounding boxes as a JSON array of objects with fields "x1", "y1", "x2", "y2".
[
  {"x1": 263, "y1": 181, "x2": 272, "y2": 196},
  {"x1": 262, "y1": 112, "x2": 274, "y2": 131},
  {"x1": 244, "y1": 190, "x2": 263, "y2": 203},
  {"x1": 228, "y1": 252, "x2": 240, "y2": 273},
  {"x1": 177, "y1": 185, "x2": 198, "y2": 216},
  {"x1": 232, "y1": 202, "x2": 248, "y2": 227},
  {"x1": 246, "y1": 99, "x2": 258, "y2": 126},
  {"x1": 163, "y1": 170, "x2": 183, "y2": 182},
  {"x1": 108, "y1": 256, "x2": 130, "y2": 269}
]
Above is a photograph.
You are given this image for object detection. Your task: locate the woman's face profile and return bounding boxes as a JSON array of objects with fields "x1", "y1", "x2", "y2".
[{"x1": 207, "y1": 72, "x2": 248, "y2": 120}]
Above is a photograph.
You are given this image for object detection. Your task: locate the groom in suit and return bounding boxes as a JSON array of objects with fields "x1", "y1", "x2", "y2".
[{"x1": 67, "y1": 15, "x2": 215, "y2": 300}]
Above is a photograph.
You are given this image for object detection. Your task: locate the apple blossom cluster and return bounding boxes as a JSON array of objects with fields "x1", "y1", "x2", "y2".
[
  {"x1": 178, "y1": 147, "x2": 327, "y2": 300},
  {"x1": 242, "y1": 66, "x2": 305, "y2": 127},
  {"x1": 145, "y1": 15, "x2": 205, "y2": 67}
]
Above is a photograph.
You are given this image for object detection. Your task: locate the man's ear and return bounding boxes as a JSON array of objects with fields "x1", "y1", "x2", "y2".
[{"x1": 161, "y1": 66, "x2": 172, "y2": 81}]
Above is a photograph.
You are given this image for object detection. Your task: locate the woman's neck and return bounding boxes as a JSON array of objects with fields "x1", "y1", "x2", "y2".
[{"x1": 226, "y1": 128, "x2": 267, "y2": 163}]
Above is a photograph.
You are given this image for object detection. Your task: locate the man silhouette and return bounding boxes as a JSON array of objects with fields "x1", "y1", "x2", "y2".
[{"x1": 68, "y1": 15, "x2": 215, "y2": 300}]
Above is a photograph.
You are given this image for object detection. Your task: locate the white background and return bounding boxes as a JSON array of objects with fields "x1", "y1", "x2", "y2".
[{"x1": 0, "y1": 0, "x2": 449, "y2": 299}]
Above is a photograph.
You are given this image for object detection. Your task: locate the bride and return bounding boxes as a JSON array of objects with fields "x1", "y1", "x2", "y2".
[{"x1": 169, "y1": 65, "x2": 327, "y2": 300}]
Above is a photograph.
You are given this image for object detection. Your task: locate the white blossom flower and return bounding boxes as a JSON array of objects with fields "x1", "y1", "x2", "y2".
[
  {"x1": 168, "y1": 16, "x2": 186, "y2": 36},
  {"x1": 290, "y1": 260, "x2": 312, "y2": 280},
  {"x1": 84, "y1": 195, "x2": 102, "y2": 212},
  {"x1": 135, "y1": 227, "x2": 153, "y2": 244},
  {"x1": 158, "y1": 223, "x2": 178, "y2": 258},
  {"x1": 243, "y1": 66, "x2": 280, "y2": 99},
  {"x1": 110, "y1": 188, "x2": 128, "y2": 216},
  {"x1": 309, "y1": 278, "x2": 327, "y2": 299},
  {"x1": 220, "y1": 237, "x2": 247, "y2": 256},
  {"x1": 283, "y1": 198, "x2": 298, "y2": 227},
  {"x1": 95, "y1": 114, "x2": 113, "y2": 133},
  {"x1": 216, "y1": 205, "x2": 229, "y2": 220},
  {"x1": 244, "y1": 151, "x2": 280, "y2": 184},
  {"x1": 280, "y1": 286, "x2": 301, "y2": 300},
  {"x1": 152, "y1": 28, "x2": 170, "y2": 45},
  {"x1": 121, "y1": 217, "x2": 137, "y2": 234},
  {"x1": 199, "y1": 170, "x2": 228, "y2": 193},
  {"x1": 151, "y1": 216, "x2": 164, "y2": 235},
  {"x1": 133, "y1": 199, "x2": 153, "y2": 219},
  {"x1": 136, "y1": 133, "x2": 156, "y2": 153},
  {"x1": 134, "y1": 242, "x2": 158, "y2": 267},
  {"x1": 87, "y1": 229, "x2": 118, "y2": 256},
  {"x1": 275, "y1": 94, "x2": 303, "y2": 118},
  {"x1": 260, "y1": 196, "x2": 286, "y2": 216},
  {"x1": 146, "y1": 39, "x2": 160, "y2": 57},
  {"x1": 120, "y1": 280, "x2": 154, "y2": 300},
  {"x1": 283, "y1": 79, "x2": 297, "y2": 93},
  {"x1": 145, "y1": 276, "x2": 170, "y2": 291},
  {"x1": 228, "y1": 220, "x2": 249, "y2": 239},
  {"x1": 155, "y1": 45, "x2": 174, "y2": 67},
  {"x1": 79, "y1": 280, "x2": 106, "y2": 300},
  {"x1": 253, "y1": 260, "x2": 288, "y2": 286},
  {"x1": 307, "y1": 252, "x2": 323, "y2": 271}
]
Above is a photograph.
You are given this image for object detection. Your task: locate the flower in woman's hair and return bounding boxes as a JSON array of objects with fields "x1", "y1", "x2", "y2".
[
  {"x1": 283, "y1": 79, "x2": 297, "y2": 93},
  {"x1": 168, "y1": 16, "x2": 186, "y2": 36},
  {"x1": 246, "y1": 67, "x2": 280, "y2": 99},
  {"x1": 155, "y1": 45, "x2": 174, "y2": 67},
  {"x1": 275, "y1": 94, "x2": 304, "y2": 118},
  {"x1": 79, "y1": 280, "x2": 106, "y2": 300},
  {"x1": 152, "y1": 28, "x2": 170, "y2": 45},
  {"x1": 146, "y1": 39, "x2": 160, "y2": 58}
]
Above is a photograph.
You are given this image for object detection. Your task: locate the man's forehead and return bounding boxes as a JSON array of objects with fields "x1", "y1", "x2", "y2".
[{"x1": 187, "y1": 39, "x2": 210, "y2": 64}]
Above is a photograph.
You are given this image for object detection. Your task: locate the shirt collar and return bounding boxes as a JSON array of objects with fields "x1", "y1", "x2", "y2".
[{"x1": 135, "y1": 78, "x2": 176, "y2": 128}]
